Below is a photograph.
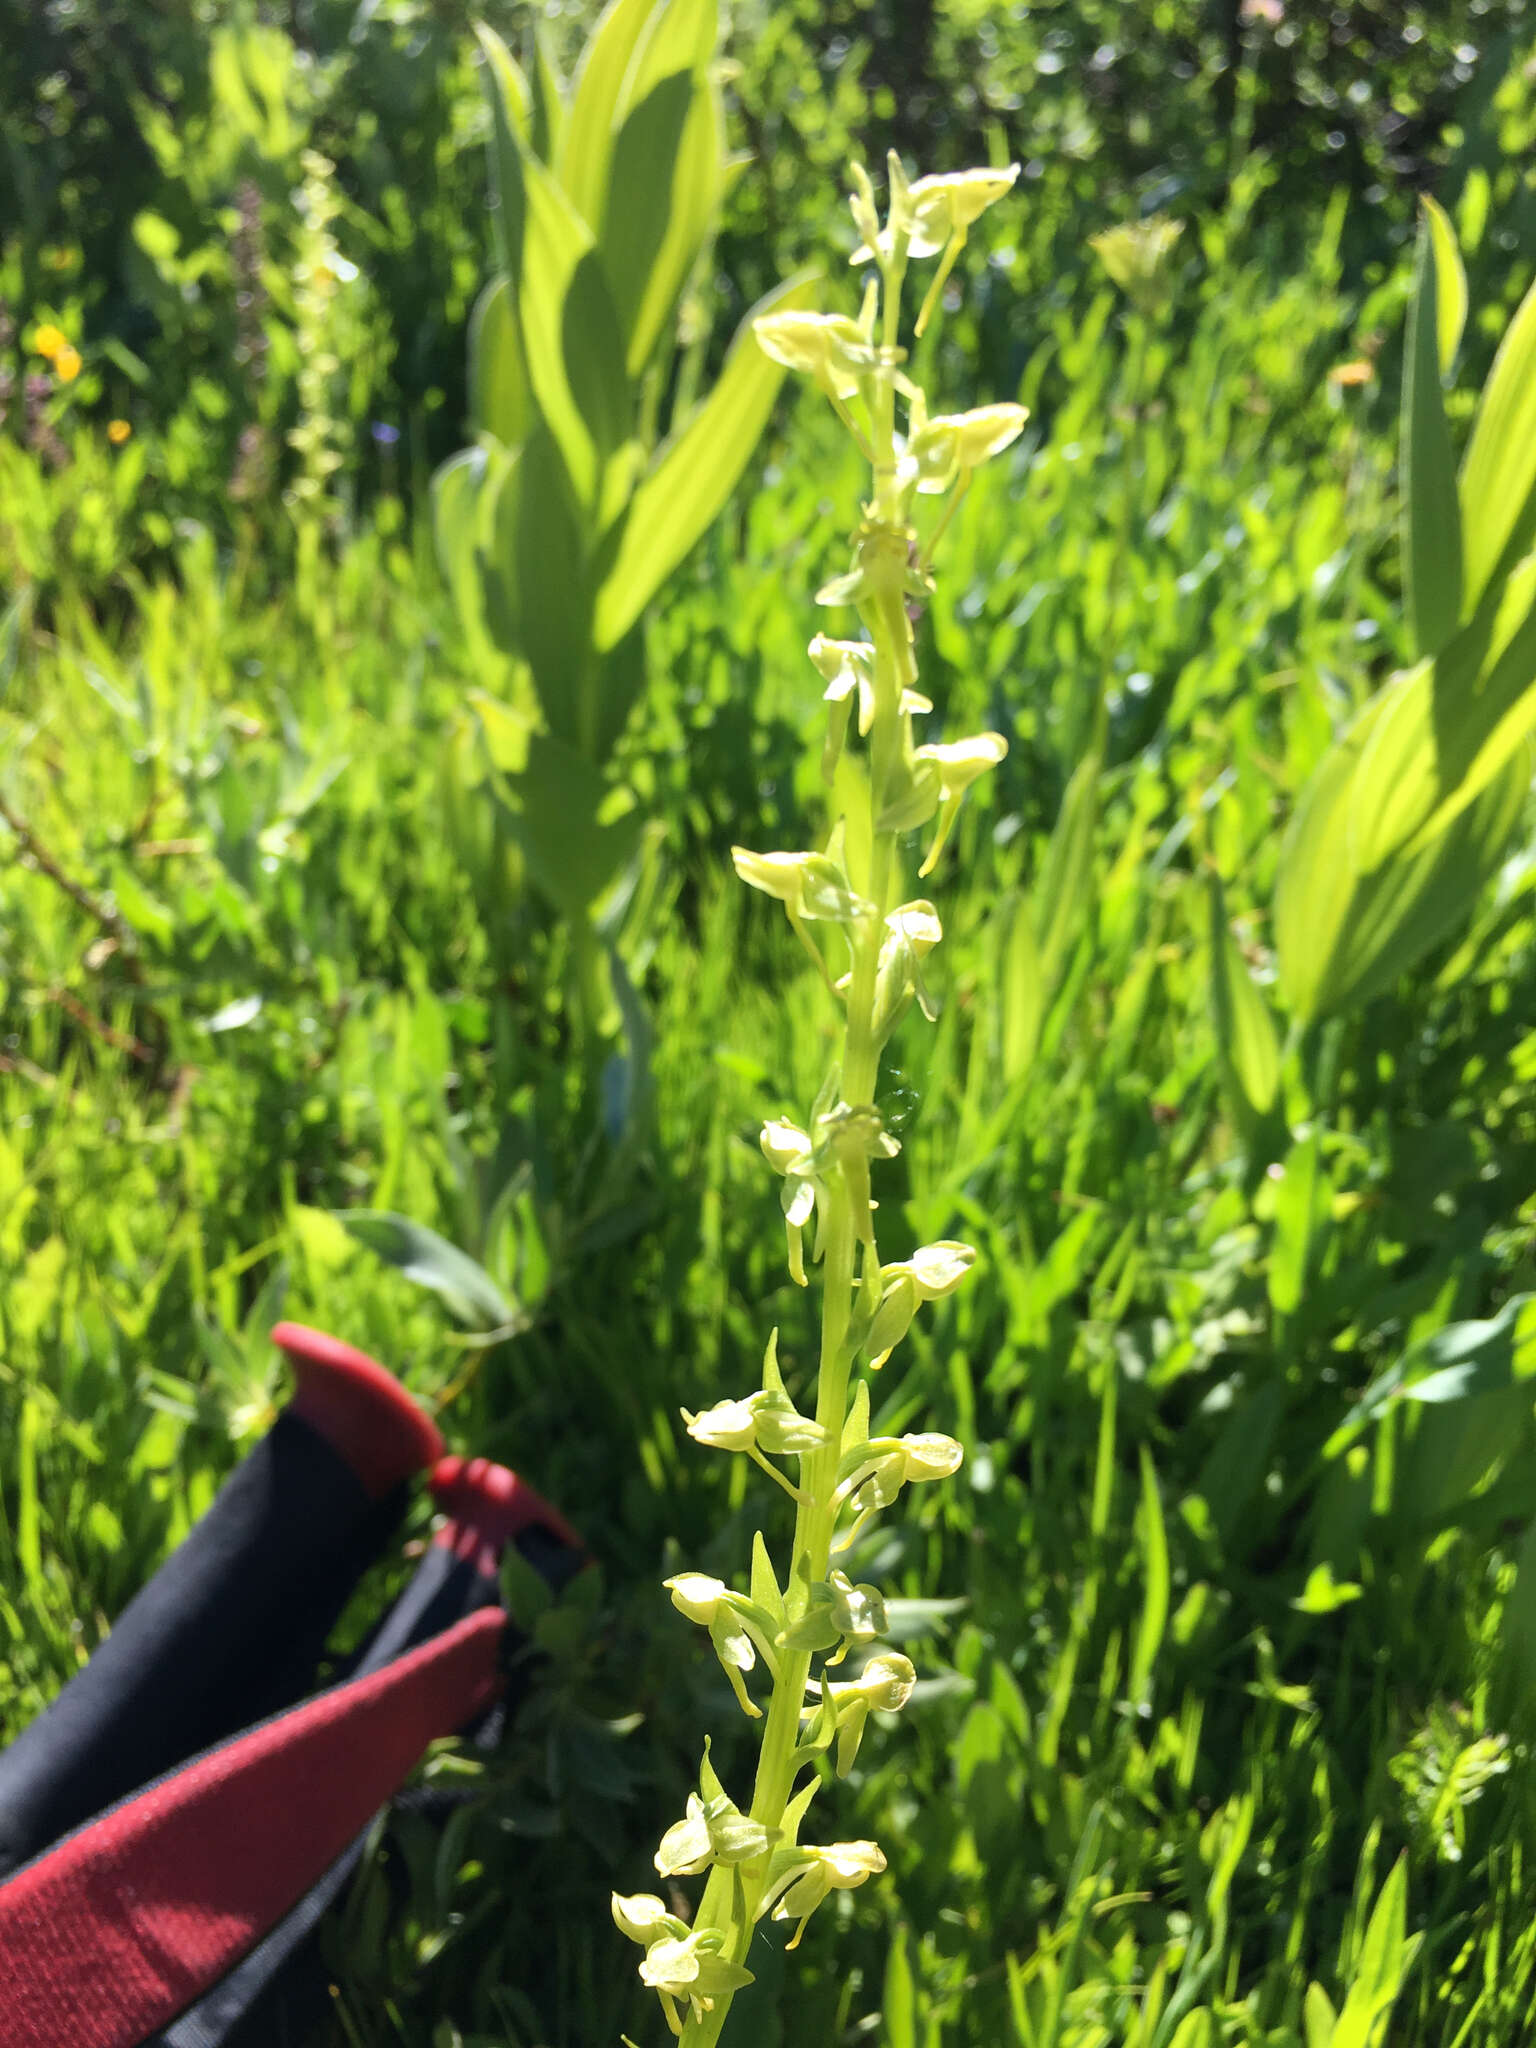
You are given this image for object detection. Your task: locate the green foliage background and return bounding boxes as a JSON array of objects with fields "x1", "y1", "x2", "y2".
[{"x1": 5, "y1": 3, "x2": 1536, "y2": 2045}]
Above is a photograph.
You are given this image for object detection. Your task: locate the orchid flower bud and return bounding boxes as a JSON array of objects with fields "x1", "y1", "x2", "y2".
[
  {"x1": 665, "y1": 1571, "x2": 731, "y2": 1625},
  {"x1": 818, "y1": 1651, "x2": 918, "y2": 1774},
  {"x1": 779, "y1": 1568, "x2": 887, "y2": 1653},
  {"x1": 904, "y1": 1239, "x2": 978, "y2": 1300},
  {"x1": 908, "y1": 165, "x2": 1021, "y2": 256},
  {"x1": 761, "y1": 1117, "x2": 812, "y2": 1174},
  {"x1": 1089, "y1": 213, "x2": 1184, "y2": 317},
  {"x1": 900, "y1": 1431, "x2": 964, "y2": 1479},
  {"x1": 682, "y1": 1394, "x2": 762, "y2": 1452},
  {"x1": 655, "y1": 1793, "x2": 715, "y2": 1877},
  {"x1": 910, "y1": 403, "x2": 1029, "y2": 492},
  {"x1": 838, "y1": 1431, "x2": 964, "y2": 1518},
  {"x1": 827, "y1": 1566, "x2": 887, "y2": 1642},
  {"x1": 854, "y1": 1449, "x2": 909, "y2": 1510},
  {"x1": 873, "y1": 899, "x2": 944, "y2": 1038},
  {"x1": 863, "y1": 1269, "x2": 918, "y2": 1369},
  {"x1": 754, "y1": 310, "x2": 875, "y2": 399},
  {"x1": 864, "y1": 1243, "x2": 974, "y2": 1366},
  {"x1": 732, "y1": 846, "x2": 871, "y2": 926},
  {"x1": 843, "y1": 1650, "x2": 918, "y2": 1712},
  {"x1": 912, "y1": 732, "x2": 1009, "y2": 876},
  {"x1": 760, "y1": 1118, "x2": 824, "y2": 1286},
  {"x1": 665, "y1": 1573, "x2": 786, "y2": 1717},
  {"x1": 848, "y1": 161, "x2": 882, "y2": 265},
  {"x1": 754, "y1": 1392, "x2": 830, "y2": 1456},
  {"x1": 771, "y1": 1840, "x2": 887, "y2": 1949},
  {"x1": 611, "y1": 1892, "x2": 687, "y2": 1947},
  {"x1": 638, "y1": 1927, "x2": 755, "y2": 2010},
  {"x1": 655, "y1": 1788, "x2": 776, "y2": 1878}
]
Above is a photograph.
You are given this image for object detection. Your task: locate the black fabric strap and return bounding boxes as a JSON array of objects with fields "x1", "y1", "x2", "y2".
[
  {"x1": 0, "y1": 1414, "x2": 404, "y2": 1882},
  {"x1": 151, "y1": 1542, "x2": 504, "y2": 2048}
]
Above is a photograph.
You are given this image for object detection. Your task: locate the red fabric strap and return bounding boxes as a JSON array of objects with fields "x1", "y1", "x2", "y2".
[
  {"x1": 275, "y1": 1320, "x2": 444, "y2": 1499},
  {"x1": 0, "y1": 1608, "x2": 504, "y2": 2048},
  {"x1": 430, "y1": 1453, "x2": 586, "y2": 1577}
]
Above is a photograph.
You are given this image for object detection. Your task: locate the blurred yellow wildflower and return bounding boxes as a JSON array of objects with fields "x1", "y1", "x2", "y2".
[
  {"x1": 107, "y1": 419, "x2": 132, "y2": 445},
  {"x1": 54, "y1": 346, "x2": 82, "y2": 383},
  {"x1": 1328, "y1": 360, "x2": 1374, "y2": 389},
  {"x1": 32, "y1": 323, "x2": 68, "y2": 361}
]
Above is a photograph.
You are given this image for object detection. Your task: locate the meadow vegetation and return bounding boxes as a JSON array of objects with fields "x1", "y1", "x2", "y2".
[{"x1": 5, "y1": 4, "x2": 1536, "y2": 2044}]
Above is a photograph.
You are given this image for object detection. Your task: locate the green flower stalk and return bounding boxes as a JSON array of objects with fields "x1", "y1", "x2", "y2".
[{"x1": 614, "y1": 154, "x2": 1020, "y2": 2044}]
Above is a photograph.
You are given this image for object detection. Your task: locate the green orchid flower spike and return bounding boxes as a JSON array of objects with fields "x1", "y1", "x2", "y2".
[{"x1": 614, "y1": 151, "x2": 1018, "y2": 2044}]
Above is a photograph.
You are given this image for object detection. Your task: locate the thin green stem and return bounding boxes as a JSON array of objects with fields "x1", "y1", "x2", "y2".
[{"x1": 675, "y1": 260, "x2": 914, "y2": 2048}]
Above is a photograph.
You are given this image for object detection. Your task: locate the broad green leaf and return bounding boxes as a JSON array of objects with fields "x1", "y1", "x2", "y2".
[
  {"x1": 516, "y1": 153, "x2": 632, "y2": 508},
  {"x1": 503, "y1": 730, "x2": 644, "y2": 919},
  {"x1": 1350, "y1": 553, "x2": 1536, "y2": 867},
  {"x1": 588, "y1": 624, "x2": 647, "y2": 767},
  {"x1": 1405, "y1": 551, "x2": 1536, "y2": 851},
  {"x1": 1128, "y1": 1445, "x2": 1168, "y2": 1707},
  {"x1": 1377, "y1": 1297, "x2": 1536, "y2": 1523},
  {"x1": 1275, "y1": 705, "x2": 1368, "y2": 1020},
  {"x1": 618, "y1": 0, "x2": 716, "y2": 118},
  {"x1": 1460, "y1": 268, "x2": 1536, "y2": 614},
  {"x1": 513, "y1": 425, "x2": 592, "y2": 744},
  {"x1": 1421, "y1": 194, "x2": 1466, "y2": 375},
  {"x1": 1269, "y1": 1129, "x2": 1329, "y2": 1319},
  {"x1": 1402, "y1": 1295, "x2": 1536, "y2": 1405},
  {"x1": 1401, "y1": 213, "x2": 1461, "y2": 660},
  {"x1": 470, "y1": 687, "x2": 534, "y2": 775},
  {"x1": 1034, "y1": 749, "x2": 1100, "y2": 988},
  {"x1": 559, "y1": 0, "x2": 659, "y2": 229},
  {"x1": 475, "y1": 24, "x2": 531, "y2": 277},
  {"x1": 528, "y1": 17, "x2": 565, "y2": 163},
  {"x1": 593, "y1": 271, "x2": 816, "y2": 648},
  {"x1": 1333, "y1": 1858, "x2": 1409, "y2": 2048},
  {"x1": 1207, "y1": 876, "x2": 1281, "y2": 1120},
  {"x1": 596, "y1": 0, "x2": 720, "y2": 371},
  {"x1": 1501, "y1": 1514, "x2": 1536, "y2": 1691},
  {"x1": 1327, "y1": 1295, "x2": 1536, "y2": 1458},
  {"x1": 1305, "y1": 1983, "x2": 1338, "y2": 2048},
  {"x1": 882, "y1": 1926, "x2": 917, "y2": 2048},
  {"x1": 1204, "y1": 1792, "x2": 1254, "y2": 1921},
  {"x1": 1167, "y1": 2009, "x2": 1212, "y2": 2048},
  {"x1": 1001, "y1": 890, "x2": 1045, "y2": 1081},
  {"x1": 335, "y1": 1210, "x2": 517, "y2": 1332},
  {"x1": 600, "y1": 66, "x2": 699, "y2": 372},
  {"x1": 476, "y1": 439, "x2": 525, "y2": 655},
  {"x1": 468, "y1": 274, "x2": 528, "y2": 447},
  {"x1": 1276, "y1": 691, "x2": 1526, "y2": 1023},
  {"x1": 432, "y1": 444, "x2": 491, "y2": 640}
]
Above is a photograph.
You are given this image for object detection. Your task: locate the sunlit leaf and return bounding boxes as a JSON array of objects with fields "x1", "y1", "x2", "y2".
[
  {"x1": 593, "y1": 271, "x2": 816, "y2": 648},
  {"x1": 502, "y1": 730, "x2": 644, "y2": 919},
  {"x1": 559, "y1": 0, "x2": 660, "y2": 229},
  {"x1": 475, "y1": 23, "x2": 531, "y2": 277},
  {"x1": 1128, "y1": 1445, "x2": 1168, "y2": 1707},
  {"x1": 1276, "y1": 690, "x2": 1527, "y2": 1023},
  {"x1": 513, "y1": 424, "x2": 592, "y2": 744},
  {"x1": 1421, "y1": 194, "x2": 1466, "y2": 376},
  {"x1": 1350, "y1": 555, "x2": 1536, "y2": 867},
  {"x1": 1401, "y1": 211, "x2": 1461, "y2": 660},
  {"x1": 600, "y1": 67, "x2": 701, "y2": 374},
  {"x1": 1460, "y1": 268, "x2": 1536, "y2": 616},
  {"x1": 516, "y1": 155, "x2": 632, "y2": 509},
  {"x1": 468, "y1": 274, "x2": 528, "y2": 447},
  {"x1": 1207, "y1": 877, "x2": 1281, "y2": 1121},
  {"x1": 335, "y1": 1211, "x2": 517, "y2": 1332},
  {"x1": 1034, "y1": 749, "x2": 1099, "y2": 989}
]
